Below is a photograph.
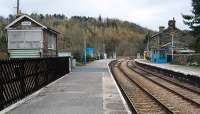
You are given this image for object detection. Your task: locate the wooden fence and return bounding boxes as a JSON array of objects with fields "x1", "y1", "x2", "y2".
[{"x1": 0, "y1": 57, "x2": 70, "y2": 111}]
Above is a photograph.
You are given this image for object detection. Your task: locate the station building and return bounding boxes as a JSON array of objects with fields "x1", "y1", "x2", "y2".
[
  {"x1": 147, "y1": 18, "x2": 195, "y2": 63},
  {"x1": 5, "y1": 15, "x2": 59, "y2": 58}
]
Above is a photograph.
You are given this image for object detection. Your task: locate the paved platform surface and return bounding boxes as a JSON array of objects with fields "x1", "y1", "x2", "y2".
[
  {"x1": 6, "y1": 60, "x2": 130, "y2": 114},
  {"x1": 135, "y1": 59, "x2": 200, "y2": 77}
]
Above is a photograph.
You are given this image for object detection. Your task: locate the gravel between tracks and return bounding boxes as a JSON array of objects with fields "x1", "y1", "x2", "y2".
[
  {"x1": 120, "y1": 60, "x2": 200, "y2": 114},
  {"x1": 112, "y1": 62, "x2": 170, "y2": 114},
  {"x1": 128, "y1": 62, "x2": 200, "y2": 105}
]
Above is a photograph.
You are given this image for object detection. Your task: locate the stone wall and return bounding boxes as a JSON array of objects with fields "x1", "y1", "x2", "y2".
[
  {"x1": 0, "y1": 51, "x2": 8, "y2": 59},
  {"x1": 173, "y1": 54, "x2": 200, "y2": 65}
]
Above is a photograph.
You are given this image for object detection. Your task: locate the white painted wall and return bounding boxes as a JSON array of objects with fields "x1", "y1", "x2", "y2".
[{"x1": 8, "y1": 30, "x2": 43, "y2": 49}]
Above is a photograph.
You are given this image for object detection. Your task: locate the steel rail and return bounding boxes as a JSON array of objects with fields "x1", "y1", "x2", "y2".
[
  {"x1": 132, "y1": 61, "x2": 200, "y2": 95},
  {"x1": 117, "y1": 61, "x2": 176, "y2": 114},
  {"x1": 109, "y1": 61, "x2": 138, "y2": 114},
  {"x1": 127, "y1": 61, "x2": 200, "y2": 107}
]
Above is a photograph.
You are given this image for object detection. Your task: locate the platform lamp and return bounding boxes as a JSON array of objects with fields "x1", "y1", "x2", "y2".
[
  {"x1": 169, "y1": 17, "x2": 176, "y2": 61},
  {"x1": 80, "y1": 20, "x2": 87, "y2": 64},
  {"x1": 171, "y1": 31, "x2": 175, "y2": 61},
  {"x1": 84, "y1": 37, "x2": 87, "y2": 64}
]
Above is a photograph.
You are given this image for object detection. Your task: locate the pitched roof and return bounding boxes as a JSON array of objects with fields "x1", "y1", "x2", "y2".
[
  {"x1": 151, "y1": 27, "x2": 180, "y2": 39},
  {"x1": 5, "y1": 15, "x2": 60, "y2": 34}
]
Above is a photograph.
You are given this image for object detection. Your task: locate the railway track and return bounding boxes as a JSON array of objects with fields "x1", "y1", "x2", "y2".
[
  {"x1": 110, "y1": 60, "x2": 178, "y2": 114},
  {"x1": 117, "y1": 60, "x2": 200, "y2": 114},
  {"x1": 127, "y1": 61, "x2": 200, "y2": 106},
  {"x1": 132, "y1": 61, "x2": 200, "y2": 95}
]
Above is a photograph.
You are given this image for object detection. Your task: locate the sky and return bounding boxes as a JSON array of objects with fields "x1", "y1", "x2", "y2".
[{"x1": 0, "y1": 0, "x2": 193, "y2": 31}]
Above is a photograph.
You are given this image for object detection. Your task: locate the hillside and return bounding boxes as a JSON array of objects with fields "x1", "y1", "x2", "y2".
[{"x1": 0, "y1": 14, "x2": 153, "y2": 58}]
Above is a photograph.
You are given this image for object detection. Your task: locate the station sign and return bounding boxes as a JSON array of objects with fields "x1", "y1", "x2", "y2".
[{"x1": 21, "y1": 21, "x2": 32, "y2": 26}]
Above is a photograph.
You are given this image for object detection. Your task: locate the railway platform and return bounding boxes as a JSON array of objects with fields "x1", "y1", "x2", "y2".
[
  {"x1": 135, "y1": 59, "x2": 200, "y2": 77},
  {"x1": 3, "y1": 60, "x2": 130, "y2": 114}
]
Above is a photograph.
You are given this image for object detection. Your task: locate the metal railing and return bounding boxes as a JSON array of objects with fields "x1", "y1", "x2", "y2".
[{"x1": 0, "y1": 57, "x2": 70, "y2": 110}]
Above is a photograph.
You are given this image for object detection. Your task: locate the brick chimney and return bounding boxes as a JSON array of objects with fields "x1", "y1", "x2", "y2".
[
  {"x1": 168, "y1": 17, "x2": 176, "y2": 29},
  {"x1": 159, "y1": 26, "x2": 165, "y2": 32}
]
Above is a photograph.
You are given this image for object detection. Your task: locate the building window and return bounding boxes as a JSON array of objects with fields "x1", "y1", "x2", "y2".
[{"x1": 48, "y1": 34, "x2": 56, "y2": 49}]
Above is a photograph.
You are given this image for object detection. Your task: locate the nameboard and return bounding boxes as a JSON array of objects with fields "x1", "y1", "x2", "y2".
[{"x1": 21, "y1": 21, "x2": 32, "y2": 26}]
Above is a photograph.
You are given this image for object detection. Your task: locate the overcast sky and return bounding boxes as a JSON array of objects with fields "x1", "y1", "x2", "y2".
[{"x1": 0, "y1": 0, "x2": 192, "y2": 30}]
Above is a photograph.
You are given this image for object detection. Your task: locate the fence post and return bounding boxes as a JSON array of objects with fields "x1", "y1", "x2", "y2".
[
  {"x1": 69, "y1": 57, "x2": 71, "y2": 73},
  {"x1": 0, "y1": 81, "x2": 5, "y2": 110},
  {"x1": 14, "y1": 64, "x2": 26, "y2": 98},
  {"x1": 34, "y1": 62, "x2": 39, "y2": 90},
  {"x1": 45, "y1": 59, "x2": 49, "y2": 84},
  {"x1": 0, "y1": 65, "x2": 5, "y2": 110}
]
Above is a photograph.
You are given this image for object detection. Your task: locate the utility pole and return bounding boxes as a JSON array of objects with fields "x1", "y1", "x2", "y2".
[{"x1": 17, "y1": 0, "x2": 20, "y2": 16}]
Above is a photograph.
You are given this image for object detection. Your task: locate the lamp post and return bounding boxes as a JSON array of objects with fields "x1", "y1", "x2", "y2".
[
  {"x1": 171, "y1": 32, "x2": 175, "y2": 61},
  {"x1": 81, "y1": 20, "x2": 87, "y2": 64},
  {"x1": 84, "y1": 37, "x2": 87, "y2": 64},
  {"x1": 147, "y1": 34, "x2": 150, "y2": 51}
]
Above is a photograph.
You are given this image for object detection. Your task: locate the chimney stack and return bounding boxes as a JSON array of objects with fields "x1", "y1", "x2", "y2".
[{"x1": 168, "y1": 17, "x2": 176, "y2": 29}]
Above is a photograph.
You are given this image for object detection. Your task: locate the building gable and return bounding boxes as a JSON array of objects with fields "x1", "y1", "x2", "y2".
[
  {"x1": 5, "y1": 15, "x2": 59, "y2": 35},
  {"x1": 5, "y1": 15, "x2": 47, "y2": 30},
  {"x1": 149, "y1": 19, "x2": 195, "y2": 50}
]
